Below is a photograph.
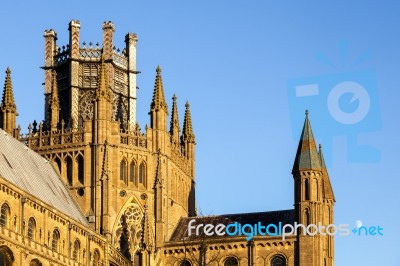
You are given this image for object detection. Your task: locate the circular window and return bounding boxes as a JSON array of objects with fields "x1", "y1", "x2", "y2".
[
  {"x1": 120, "y1": 190, "x2": 127, "y2": 197},
  {"x1": 77, "y1": 188, "x2": 85, "y2": 197}
]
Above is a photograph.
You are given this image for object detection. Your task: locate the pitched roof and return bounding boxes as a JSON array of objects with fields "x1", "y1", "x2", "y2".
[
  {"x1": 169, "y1": 209, "x2": 295, "y2": 242},
  {"x1": 0, "y1": 129, "x2": 88, "y2": 225}
]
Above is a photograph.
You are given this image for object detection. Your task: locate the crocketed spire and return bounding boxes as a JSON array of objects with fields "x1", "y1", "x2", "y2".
[
  {"x1": 1, "y1": 67, "x2": 16, "y2": 110},
  {"x1": 150, "y1": 66, "x2": 168, "y2": 113},
  {"x1": 182, "y1": 101, "x2": 195, "y2": 142},
  {"x1": 170, "y1": 94, "x2": 180, "y2": 143}
]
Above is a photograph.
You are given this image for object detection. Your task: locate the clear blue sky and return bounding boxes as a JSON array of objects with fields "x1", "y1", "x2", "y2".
[{"x1": 1, "y1": 1, "x2": 399, "y2": 265}]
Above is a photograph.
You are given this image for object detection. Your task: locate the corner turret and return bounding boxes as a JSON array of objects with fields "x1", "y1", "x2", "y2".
[
  {"x1": 292, "y1": 110, "x2": 335, "y2": 266},
  {"x1": 149, "y1": 66, "x2": 169, "y2": 153}
]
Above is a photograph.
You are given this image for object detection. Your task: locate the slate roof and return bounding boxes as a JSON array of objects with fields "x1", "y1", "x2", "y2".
[
  {"x1": 0, "y1": 129, "x2": 88, "y2": 225},
  {"x1": 169, "y1": 209, "x2": 295, "y2": 242}
]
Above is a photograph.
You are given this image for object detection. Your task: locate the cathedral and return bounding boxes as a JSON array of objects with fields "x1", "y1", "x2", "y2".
[{"x1": 0, "y1": 20, "x2": 335, "y2": 266}]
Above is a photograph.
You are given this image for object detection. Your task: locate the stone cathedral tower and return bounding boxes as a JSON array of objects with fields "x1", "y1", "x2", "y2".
[
  {"x1": 16, "y1": 20, "x2": 196, "y2": 263},
  {"x1": 43, "y1": 20, "x2": 138, "y2": 130},
  {"x1": 0, "y1": 20, "x2": 336, "y2": 266}
]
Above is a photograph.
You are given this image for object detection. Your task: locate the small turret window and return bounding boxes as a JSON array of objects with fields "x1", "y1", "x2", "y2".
[{"x1": 305, "y1": 179, "x2": 310, "y2": 201}]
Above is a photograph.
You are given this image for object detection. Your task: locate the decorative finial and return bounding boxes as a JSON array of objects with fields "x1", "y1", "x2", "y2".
[
  {"x1": 6, "y1": 67, "x2": 11, "y2": 75},
  {"x1": 172, "y1": 94, "x2": 177, "y2": 101},
  {"x1": 185, "y1": 101, "x2": 190, "y2": 108},
  {"x1": 319, "y1": 143, "x2": 322, "y2": 149},
  {"x1": 156, "y1": 65, "x2": 161, "y2": 74},
  {"x1": 305, "y1": 109, "x2": 309, "y2": 116}
]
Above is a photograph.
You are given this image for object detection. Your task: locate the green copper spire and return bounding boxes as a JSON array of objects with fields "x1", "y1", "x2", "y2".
[{"x1": 292, "y1": 110, "x2": 321, "y2": 173}]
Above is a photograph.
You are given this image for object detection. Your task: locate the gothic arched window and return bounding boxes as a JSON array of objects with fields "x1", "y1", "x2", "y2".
[
  {"x1": 54, "y1": 157, "x2": 61, "y2": 174},
  {"x1": 120, "y1": 159, "x2": 127, "y2": 184},
  {"x1": 224, "y1": 257, "x2": 238, "y2": 266},
  {"x1": 0, "y1": 245, "x2": 14, "y2": 266},
  {"x1": 0, "y1": 203, "x2": 10, "y2": 227},
  {"x1": 77, "y1": 155, "x2": 84, "y2": 184},
  {"x1": 130, "y1": 161, "x2": 136, "y2": 184},
  {"x1": 271, "y1": 255, "x2": 286, "y2": 266},
  {"x1": 117, "y1": 203, "x2": 144, "y2": 262},
  {"x1": 66, "y1": 156, "x2": 73, "y2": 185},
  {"x1": 139, "y1": 163, "x2": 146, "y2": 187},
  {"x1": 27, "y1": 217, "x2": 36, "y2": 240},
  {"x1": 51, "y1": 229, "x2": 60, "y2": 252},
  {"x1": 30, "y1": 259, "x2": 43, "y2": 266},
  {"x1": 93, "y1": 249, "x2": 100, "y2": 265},
  {"x1": 180, "y1": 260, "x2": 191, "y2": 266},
  {"x1": 73, "y1": 239, "x2": 80, "y2": 262}
]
